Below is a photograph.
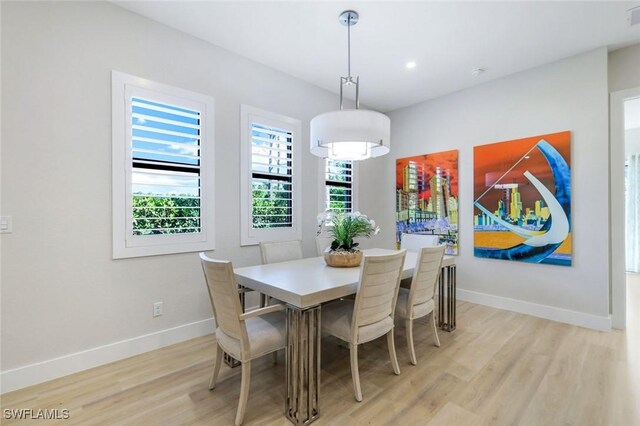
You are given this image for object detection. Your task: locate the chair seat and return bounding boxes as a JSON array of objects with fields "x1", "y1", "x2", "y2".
[
  {"x1": 216, "y1": 311, "x2": 286, "y2": 361},
  {"x1": 322, "y1": 299, "x2": 394, "y2": 344},
  {"x1": 395, "y1": 287, "x2": 435, "y2": 319}
]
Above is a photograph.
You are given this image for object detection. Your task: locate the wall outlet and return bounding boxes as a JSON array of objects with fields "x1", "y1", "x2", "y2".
[{"x1": 153, "y1": 301, "x2": 163, "y2": 317}]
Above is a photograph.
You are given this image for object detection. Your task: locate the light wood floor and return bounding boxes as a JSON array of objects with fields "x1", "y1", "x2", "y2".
[{"x1": 2, "y1": 279, "x2": 639, "y2": 425}]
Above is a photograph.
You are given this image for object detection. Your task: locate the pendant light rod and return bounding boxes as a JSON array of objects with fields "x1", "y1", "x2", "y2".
[
  {"x1": 339, "y1": 10, "x2": 360, "y2": 111},
  {"x1": 356, "y1": 76, "x2": 360, "y2": 109},
  {"x1": 347, "y1": 13, "x2": 352, "y2": 79}
]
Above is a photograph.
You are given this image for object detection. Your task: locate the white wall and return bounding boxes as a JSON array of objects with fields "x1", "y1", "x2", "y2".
[
  {"x1": 361, "y1": 48, "x2": 610, "y2": 328},
  {"x1": 0, "y1": 1, "x2": 345, "y2": 386},
  {"x1": 609, "y1": 44, "x2": 640, "y2": 93}
]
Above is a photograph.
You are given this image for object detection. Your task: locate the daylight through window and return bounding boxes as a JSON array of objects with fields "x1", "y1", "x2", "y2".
[
  {"x1": 325, "y1": 159, "x2": 353, "y2": 213},
  {"x1": 131, "y1": 97, "x2": 202, "y2": 235},
  {"x1": 240, "y1": 105, "x2": 300, "y2": 246},
  {"x1": 251, "y1": 123, "x2": 293, "y2": 228}
]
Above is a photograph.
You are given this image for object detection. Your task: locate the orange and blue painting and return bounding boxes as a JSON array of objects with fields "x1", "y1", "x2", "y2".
[
  {"x1": 396, "y1": 150, "x2": 459, "y2": 255},
  {"x1": 473, "y1": 131, "x2": 572, "y2": 266}
]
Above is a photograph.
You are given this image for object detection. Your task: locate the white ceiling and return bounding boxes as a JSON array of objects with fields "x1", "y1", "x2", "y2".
[{"x1": 113, "y1": 1, "x2": 640, "y2": 112}]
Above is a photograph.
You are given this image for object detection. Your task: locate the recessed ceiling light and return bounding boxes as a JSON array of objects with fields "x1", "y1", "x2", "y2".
[{"x1": 406, "y1": 61, "x2": 417, "y2": 69}]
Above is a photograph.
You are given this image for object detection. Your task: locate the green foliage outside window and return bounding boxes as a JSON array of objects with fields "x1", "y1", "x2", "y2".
[
  {"x1": 328, "y1": 187, "x2": 351, "y2": 211},
  {"x1": 132, "y1": 195, "x2": 200, "y2": 235},
  {"x1": 252, "y1": 182, "x2": 292, "y2": 228},
  {"x1": 326, "y1": 160, "x2": 352, "y2": 212},
  {"x1": 327, "y1": 160, "x2": 351, "y2": 182}
]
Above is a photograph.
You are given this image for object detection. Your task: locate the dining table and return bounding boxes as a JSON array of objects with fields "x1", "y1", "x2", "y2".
[{"x1": 234, "y1": 248, "x2": 456, "y2": 425}]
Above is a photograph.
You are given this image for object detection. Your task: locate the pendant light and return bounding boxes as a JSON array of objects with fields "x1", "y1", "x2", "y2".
[{"x1": 310, "y1": 10, "x2": 390, "y2": 161}]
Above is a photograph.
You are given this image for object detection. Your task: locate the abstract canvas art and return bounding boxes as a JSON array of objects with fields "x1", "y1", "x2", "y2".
[
  {"x1": 396, "y1": 150, "x2": 459, "y2": 255},
  {"x1": 473, "y1": 131, "x2": 572, "y2": 266}
]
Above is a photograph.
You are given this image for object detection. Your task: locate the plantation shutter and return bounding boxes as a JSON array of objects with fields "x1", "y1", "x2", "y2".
[
  {"x1": 130, "y1": 97, "x2": 202, "y2": 236},
  {"x1": 251, "y1": 123, "x2": 293, "y2": 228},
  {"x1": 325, "y1": 160, "x2": 353, "y2": 213}
]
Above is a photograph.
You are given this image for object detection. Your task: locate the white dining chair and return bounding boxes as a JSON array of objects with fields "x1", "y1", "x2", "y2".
[
  {"x1": 321, "y1": 250, "x2": 406, "y2": 402},
  {"x1": 260, "y1": 240, "x2": 303, "y2": 264},
  {"x1": 259, "y1": 240, "x2": 303, "y2": 306},
  {"x1": 200, "y1": 253, "x2": 286, "y2": 426},
  {"x1": 315, "y1": 236, "x2": 334, "y2": 256},
  {"x1": 399, "y1": 233, "x2": 440, "y2": 289},
  {"x1": 395, "y1": 245, "x2": 445, "y2": 365},
  {"x1": 400, "y1": 233, "x2": 440, "y2": 252}
]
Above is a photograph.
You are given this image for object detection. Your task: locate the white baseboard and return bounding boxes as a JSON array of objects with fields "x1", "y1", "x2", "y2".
[
  {"x1": 1, "y1": 291, "x2": 611, "y2": 394},
  {"x1": 457, "y1": 289, "x2": 611, "y2": 331},
  {"x1": 1, "y1": 318, "x2": 215, "y2": 394}
]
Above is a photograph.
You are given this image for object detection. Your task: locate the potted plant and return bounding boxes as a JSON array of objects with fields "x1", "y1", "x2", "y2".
[{"x1": 317, "y1": 211, "x2": 380, "y2": 267}]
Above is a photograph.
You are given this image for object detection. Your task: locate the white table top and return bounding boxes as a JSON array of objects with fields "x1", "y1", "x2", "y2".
[{"x1": 234, "y1": 248, "x2": 455, "y2": 309}]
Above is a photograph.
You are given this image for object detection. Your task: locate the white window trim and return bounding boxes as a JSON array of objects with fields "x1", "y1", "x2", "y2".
[
  {"x1": 112, "y1": 71, "x2": 215, "y2": 259},
  {"x1": 317, "y1": 158, "x2": 359, "y2": 213},
  {"x1": 240, "y1": 105, "x2": 302, "y2": 246}
]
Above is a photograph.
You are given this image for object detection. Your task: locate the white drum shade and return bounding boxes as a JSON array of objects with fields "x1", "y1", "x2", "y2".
[{"x1": 310, "y1": 109, "x2": 390, "y2": 160}]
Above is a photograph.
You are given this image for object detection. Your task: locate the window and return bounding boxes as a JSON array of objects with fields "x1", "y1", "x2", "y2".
[
  {"x1": 324, "y1": 159, "x2": 356, "y2": 213},
  {"x1": 320, "y1": 159, "x2": 358, "y2": 213},
  {"x1": 240, "y1": 105, "x2": 301, "y2": 246},
  {"x1": 112, "y1": 71, "x2": 215, "y2": 258}
]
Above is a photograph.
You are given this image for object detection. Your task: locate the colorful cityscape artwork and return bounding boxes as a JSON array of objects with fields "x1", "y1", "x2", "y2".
[
  {"x1": 473, "y1": 131, "x2": 572, "y2": 266},
  {"x1": 395, "y1": 150, "x2": 459, "y2": 255}
]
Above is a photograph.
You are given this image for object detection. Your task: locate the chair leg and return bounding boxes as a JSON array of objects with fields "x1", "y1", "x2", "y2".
[
  {"x1": 349, "y1": 343, "x2": 363, "y2": 402},
  {"x1": 406, "y1": 319, "x2": 417, "y2": 366},
  {"x1": 209, "y1": 344, "x2": 223, "y2": 390},
  {"x1": 431, "y1": 311, "x2": 441, "y2": 347},
  {"x1": 387, "y1": 330, "x2": 401, "y2": 376},
  {"x1": 260, "y1": 293, "x2": 267, "y2": 307},
  {"x1": 235, "y1": 361, "x2": 251, "y2": 426}
]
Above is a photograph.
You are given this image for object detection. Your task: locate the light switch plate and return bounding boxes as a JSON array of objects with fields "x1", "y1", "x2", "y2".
[{"x1": 0, "y1": 216, "x2": 12, "y2": 234}]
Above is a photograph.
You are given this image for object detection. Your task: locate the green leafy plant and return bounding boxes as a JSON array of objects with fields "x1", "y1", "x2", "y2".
[{"x1": 318, "y1": 211, "x2": 380, "y2": 252}]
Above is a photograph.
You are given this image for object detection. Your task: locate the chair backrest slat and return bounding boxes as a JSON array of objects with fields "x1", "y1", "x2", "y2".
[
  {"x1": 400, "y1": 233, "x2": 439, "y2": 252},
  {"x1": 315, "y1": 236, "x2": 334, "y2": 256},
  {"x1": 352, "y1": 251, "x2": 406, "y2": 333},
  {"x1": 260, "y1": 240, "x2": 303, "y2": 264},
  {"x1": 200, "y1": 254, "x2": 244, "y2": 340},
  {"x1": 408, "y1": 246, "x2": 446, "y2": 308}
]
